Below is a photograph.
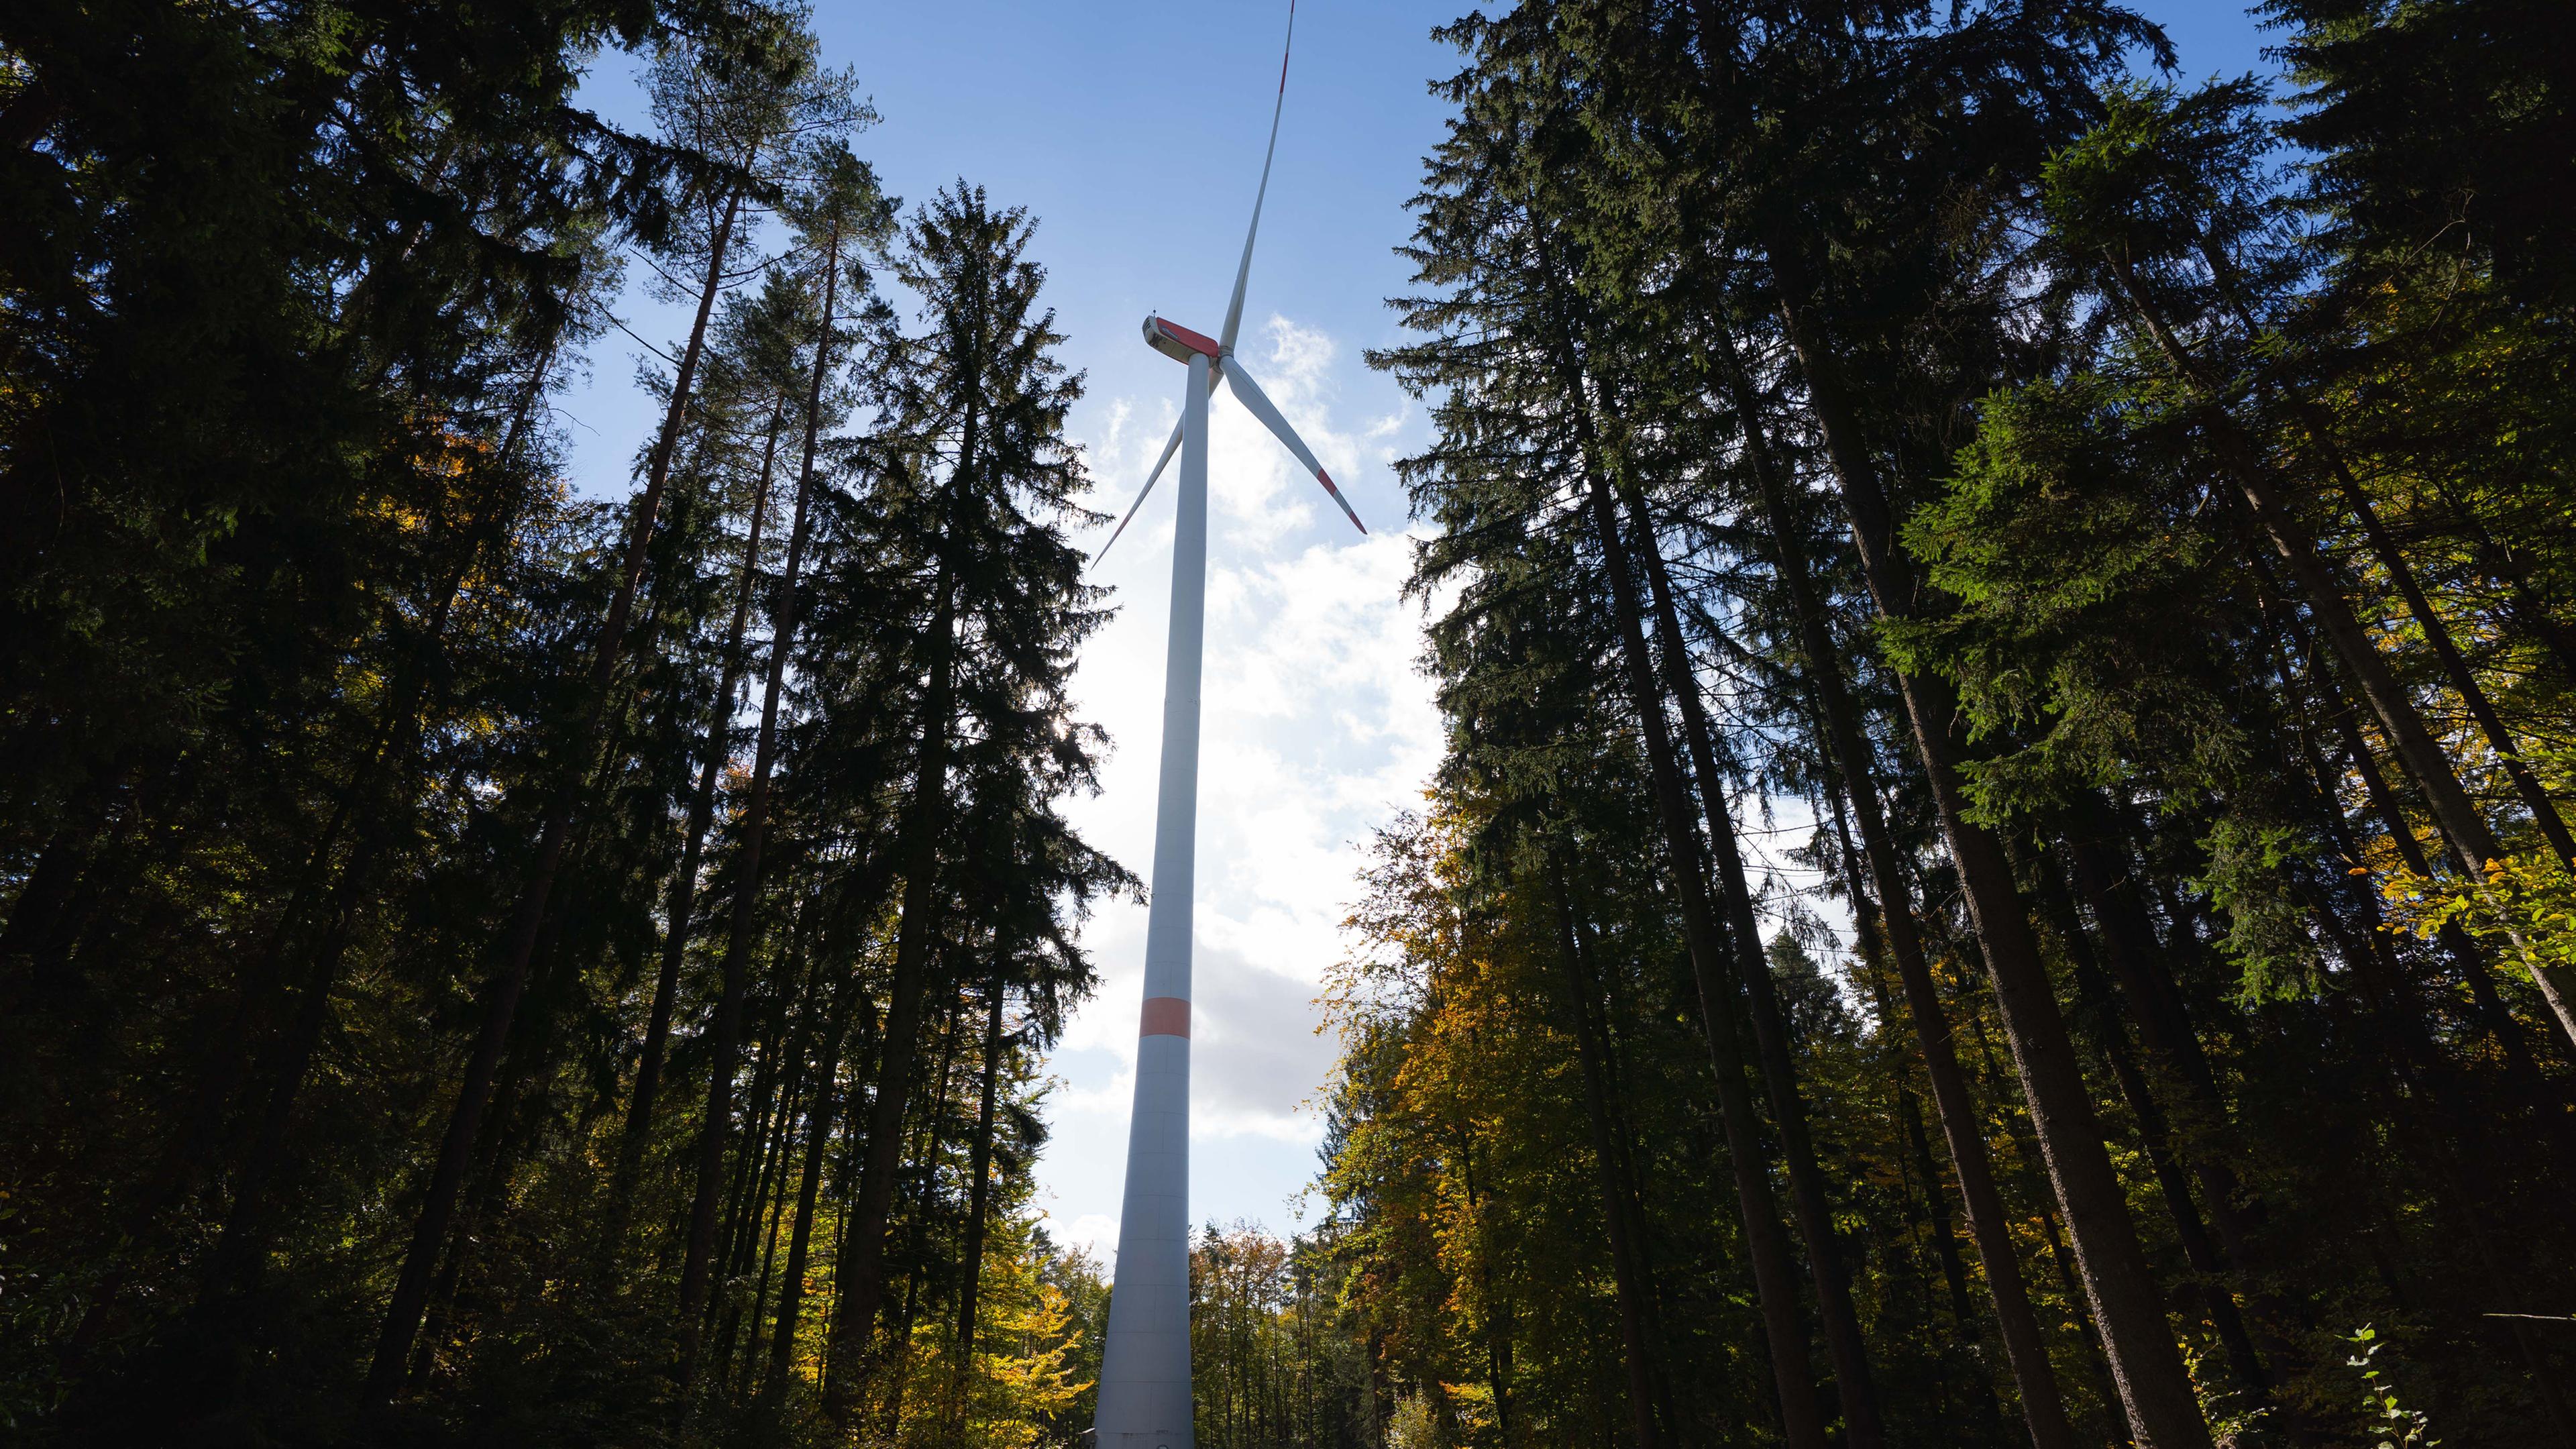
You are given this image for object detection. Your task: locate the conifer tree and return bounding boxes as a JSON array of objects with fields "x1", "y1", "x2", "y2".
[{"x1": 819, "y1": 180, "x2": 1121, "y2": 1412}]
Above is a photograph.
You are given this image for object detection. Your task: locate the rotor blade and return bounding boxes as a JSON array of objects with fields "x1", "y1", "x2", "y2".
[
  {"x1": 1223, "y1": 360, "x2": 1365, "y2": 535},
  {"x1": 1218, "y1": 1, "x2": 1297, "y2": 355},
  {"x1": 1092, "y1": 415, "x2": 1187, "y2": 567}
]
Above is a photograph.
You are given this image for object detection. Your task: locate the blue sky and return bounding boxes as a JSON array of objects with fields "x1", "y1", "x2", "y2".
[{"x1": 559, "y1": 1, "x2": 2286, "y2": 1264}]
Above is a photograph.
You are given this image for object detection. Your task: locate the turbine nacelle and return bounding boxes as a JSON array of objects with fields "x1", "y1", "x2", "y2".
[
  {"x1": 1142, "y1": 313, "x2": 1223, "y2": 368},
  {"x1": 1096, "y1": 11, "x2": 1369, "y2": 570},
  {"x1": 1096, "y1": 312, "x2": 1365, "y2": 563}
]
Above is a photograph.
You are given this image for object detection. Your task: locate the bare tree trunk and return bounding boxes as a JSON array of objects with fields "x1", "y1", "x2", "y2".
[
  {"x1": 1823, "y1": 783, "x2": 2006, "y2": 1432},
  {"x1": 882, "y1": 996, "x2": 967, "y2": 1440},
  {"x1": 603, "y1": 392, "x2": 789, "y2": 1254},
  {"x1": 731, "y1": 1073, "x2": 805, "y2": 1400},
  {"x1": 366, "y1": 179, "x2": 751, "y2": 1404},
  {"x1": 724, "y1": 899, "x2": 831, "y2": 1284},
  {"x1": 1952, "y1": 974, "x2": 2135, "y2": 1448},
  {"x1": 767, "y1": 964, "x2": 865, "y2": 1395},
  {"x1": 2060, "y1": 826, "x2": 2274, "y2": 1282},
  {"x1": 2251, "y1": 546, "x2": 2576, "y2": 1130},
  {"x1": 677, "y1": 215, "x2": 846, "y2": 1382},
  {"x1": 951, "y1": 969, "x2": 1010, "y2": 1366},
  {"x1": 2317, "y1": 460, "x2": 2575, "y2": 861},
  {"x1": 1550, "y1": 859, "x2": 1668, "y2": 1449},
  {"x1": 2033, "y1": 856, "x2": 2269, "y2": 1396},
  {"x1": 2272, "y1": 615, "x2": 2576, "y2": 1172},
  {"x1": 826, "y1": 567, "x2": 959, "y2": 1411},
  {"x1": 1619, "y1": 473, "x2": 1884, "y2": 1449},
  {"x1": 1718, "y1": 321, "x2": 2080, "y2": 1449},
  {"x1": 1563, "y1": 380, "x2": 1825, "y2": 1447},
  {"x1": 709, "y1": 995, "x2": 807, "y2": 1379},
  {"x1": 406, "y1": 1051, "x2": 545, "y2": 1395},
  {"x1": 1768, "y1": 247, "x2": 2212, "y2": 1449}
]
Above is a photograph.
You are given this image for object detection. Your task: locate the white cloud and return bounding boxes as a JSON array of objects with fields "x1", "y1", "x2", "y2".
[
  {"x1": 1189, "y1": 945, "x2": 1340, "y2": 1141},
  {"x1": 1063, "y1": 1213, "x2": 1120, "y2": 1258}
]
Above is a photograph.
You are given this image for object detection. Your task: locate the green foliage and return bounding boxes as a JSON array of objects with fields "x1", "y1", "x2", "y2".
[
  {"x1": 1898, "y1": 369, "x2": 2253, "y2": 820},
  {"x1": 9, "y1": 0, "x2": 2576, "y2": 1444},
  {"x1": 1311, "y1": 0, "x2": 2576, "y2": 1444},
  {"x1": 2344, "y1": 1326, "x2": 2438, "y2": 1449},
  {"x1": 2267, "y1": 0, "x2": 2576, "y2": 309},
  {"x1": 1, "y1": 3, "x2": 1118, "y2": 1442},
  {"x1": 2039, "y1": 77, "x2": 2286, "y2": 272},
  {"x1": 2192, "y1": 817, "x2": 2328, "y2": 1004},
  {"x1": 2380, "y1": 847, "x2": 2576, "y2": 974}
]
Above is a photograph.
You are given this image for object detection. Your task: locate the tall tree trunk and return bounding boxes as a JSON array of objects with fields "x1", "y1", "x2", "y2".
[
  {"x1": 826, "y1": 566, "x2": 960, "y2": 1410},
  {"x1": 702, "y1": 916, "x2": 823, "y2": 1373},
  {"x1": 604, "y1": 392, "x2": 790, "y2": 1254},
  {"x1": 1823, "y1": 783, "x2": 2006, "y2": 1430},
  {"x1": 405, "y1": 1049, "x2": 547, "y2": 1395},
  {"x1": 827, "y1": 273, "x2": 991, "y2": 1406},
  {"x1": 734, "y1": 1154, "x2": 794, "y2": 1400},
  {"x1": 882, "y1": 995, "x2": 967, "y2": 1438},
  {"x1": 2197, "y1": 241, "x2": 2576, "y2": 847},
  {"x1": 709, "y1": 998, "x2": 805, "y2": 1371},
  {"x1": 2347, "y1": 721, "x2": 2563, "y2": 1067},
  {"x1": 1561, "y1": 361, "x2": 1826, "y2": 1448},
  {"x1": 365, "y1": 178, "x2": 751, "y2": 1404},
  {"x1": 767, "y1": 966, "x2": 865, "y2": 1396},
  {"x1": 1951, "y1": 973, "x2": 2135, "y2": 1448},
  {"x1": 2274, "y1": 618, "x2": 2576, "y2": 1170},
  {"x1": 2059, "y1": 824, "x2": 2271, "y2": 1281},
  {"x1": 2189, "y1": 239, "x2": 2576, "y2": 687},
  {"x1": 1619, "y1": 472, "x2": 1886, "y2": 1449},
  {"x1": 1588, "y1": 893, "x2": 1693, "y2": 1438},
  {"x1": 1768, "y1": 244, "x2": 2213, "y2": 1449},
  {"x1": 2189, "y1": 247, "x2": 2576, "y2": 859},
  {"x1": 2315, "y1": 458, "x2": 2575, "y2": 861},
  {"x1": 951, "y1": 968, "x2": 1010, "y2": 1366},
  {"x1": 2343, "y1": 712, "x2": 2556, "y2": 1057},
  {"x1": 676, "y1": 215, "x2": 845, "y2": 1381},
  {"x1": 1550, "y1": 858, "x2": 1669, "y2": 1449},
  {"x1": 2032, "y1": 855, "x2": 2270, "y2": 1397},
  {"x1": 197, "y1": 819, "x2": 412, "y2": 1304},
  {"x1": 209, "y1": 498, "x2": 620, "y2": 1313},
  {"x1": 2256, "y1": 557, "x2": 2574, "y2": 1107},
  {"x1": 729, "y1": 1066, "x2": 806, "y2": 1399},
  {"x1": 1719, "y1": 321, "x2": 2080, "y2": 1449}
]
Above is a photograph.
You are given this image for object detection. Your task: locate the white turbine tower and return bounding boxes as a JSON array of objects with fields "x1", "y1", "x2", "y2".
[{"x1": 1090, "y1": 5, "x2": 1362, "y2": 1446}]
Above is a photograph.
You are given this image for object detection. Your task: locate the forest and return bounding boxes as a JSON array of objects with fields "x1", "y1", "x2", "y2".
[{"x1": 1, "y1": 0, "x2": 2570, "y2": 1446}]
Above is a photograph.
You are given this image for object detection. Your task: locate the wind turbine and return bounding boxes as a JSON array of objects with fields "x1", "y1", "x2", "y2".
[{"x1": 1091, "y1": 5, "x2": 1362, "y2": 1446}]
